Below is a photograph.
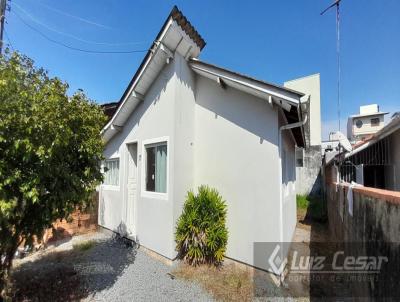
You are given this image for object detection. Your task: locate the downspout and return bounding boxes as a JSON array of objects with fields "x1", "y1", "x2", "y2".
[{"x1": 277, "y1": 103, "x2": 308, "y2": 280}]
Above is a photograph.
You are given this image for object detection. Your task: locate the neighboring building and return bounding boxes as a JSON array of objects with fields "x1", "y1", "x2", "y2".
[
  {"x1": 101, "y1": 102, "x2": 119, "y2": 121},
  {"x1": 99, "y1": 6, "x2": 310, "y2": 271},
  {"x1": 341, "y1": 113, "x2": 400, "y2": 190},
  {"x1": 284, "y1": 74, "x2": 322, "y2": 197},
  {"x1": 321, "y1": 132, "x2": 342, "y2": 155},
  {"x1": 347, "y1": 104, "x2": 388, "y2": 142},
  {"x1": 321, "y1": 141, "x2": 339, "y2": 155}
]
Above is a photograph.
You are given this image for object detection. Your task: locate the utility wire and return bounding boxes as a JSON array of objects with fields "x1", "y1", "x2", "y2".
[
  {"x1": 13, "y1": 2, "x2": 148, "y2": 46},
  {"x1": 35, "y1": 0, "x2": 111, "y2": 30},
  {"x1": 12, "y1": 10, "x2": 148, "y2": 54}
]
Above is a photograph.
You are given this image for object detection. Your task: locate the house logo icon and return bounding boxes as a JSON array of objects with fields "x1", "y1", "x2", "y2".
[{"x1": 268, "y1": 244, "x2": 287, "y2": 285}]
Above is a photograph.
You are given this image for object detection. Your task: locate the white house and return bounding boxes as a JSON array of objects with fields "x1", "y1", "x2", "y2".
[{"x1": 99, "y1": 6, "x2": 312, "y2": 271}]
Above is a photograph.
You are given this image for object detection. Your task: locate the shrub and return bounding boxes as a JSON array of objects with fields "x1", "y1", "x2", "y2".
[{"x1": 175, "y1": 186, "x2": 228, "y2": 266}]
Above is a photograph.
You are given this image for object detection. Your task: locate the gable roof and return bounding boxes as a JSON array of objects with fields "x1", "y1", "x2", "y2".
[
  {"x1": 102, "y1": 6, "x2": 307, "y2": 148},
  {"x1": 101, "y1": 6, "x2": 205, "y2": 143}
]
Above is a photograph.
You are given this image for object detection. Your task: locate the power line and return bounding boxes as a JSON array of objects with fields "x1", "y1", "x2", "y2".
[
  {"x1": 13, "y1": 2, "x2": 149, "y2": 46},
  {"x1": 12, "y1": 10, "x2": 148, "y2": 54},
  {"x1": 35, "y1": 0, "x2": 112, "y2": 30}
]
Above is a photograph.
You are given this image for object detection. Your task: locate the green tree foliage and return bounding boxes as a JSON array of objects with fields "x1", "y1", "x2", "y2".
[
  {"x1": 175, "y1": 186, "x2": 228, "y2": 266},
  {"x1": 0, "y1": 50, "x2": 107, "y2": 295}
]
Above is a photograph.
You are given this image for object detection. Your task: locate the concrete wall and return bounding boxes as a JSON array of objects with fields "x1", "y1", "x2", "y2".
[
  {"x1": 284, "y1": 74, "x2": 321, "y2": 147},
  {"x1": 194, "y1": 75, "x2": 296, "y2": 268},
  {"x1": 296, "y1": 146, "x2": 322, "y2": 196},
  {"x1": 327, "y1": 182, "x2": 400, "y2": 298},
  {"x1": 284, "y1": 74, "x2": 322, "y2": 197}
]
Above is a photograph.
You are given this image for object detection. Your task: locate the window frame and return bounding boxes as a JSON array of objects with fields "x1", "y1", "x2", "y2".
[
  {"x1": 102, "y1": 157, "x2": 120, "y2": 190},
  {"x1": 370, "y1": 117, "x2": 380, "y2": 127},
  {"x1": 141, "y1": 136, "x2": 169, "y2": 200}
]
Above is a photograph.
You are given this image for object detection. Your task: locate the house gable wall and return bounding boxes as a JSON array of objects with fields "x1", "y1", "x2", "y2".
[
  {"x1": 100, "y1": 57, "x2": 179, "y2": 258},
  {"x1": 193, "y1": 75, "x2": 285, "y2": 267}
]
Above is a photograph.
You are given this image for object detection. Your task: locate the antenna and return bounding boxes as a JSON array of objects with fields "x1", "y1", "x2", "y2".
[
  {"x1": 321, "y1": 0, "x2": 342, "y2": 132},
  {"x1": 321, "y1": 0, "x2": 344, "y2": 182}
]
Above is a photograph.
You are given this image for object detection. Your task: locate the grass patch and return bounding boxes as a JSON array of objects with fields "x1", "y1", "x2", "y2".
[
  {"x1": 296, "y1": 194, "x2": 309, "y2": 210},
  {"x1": 296, "y1": 194, "x2": 326, "y2": 221},
  {"x1": 173, "y1": 263, "x2": 253, "y2": 302},
  {"x1": 72, "y1": 240, "x2": 96, "y2": 252}
]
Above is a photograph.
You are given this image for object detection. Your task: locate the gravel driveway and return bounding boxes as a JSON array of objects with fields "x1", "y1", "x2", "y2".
[
  {"x1": 84, "y1": 230, "x2": 213, "y2": 302},
  {"x1": 12, "y1": 229, "x2": 214, "y2": 302}
]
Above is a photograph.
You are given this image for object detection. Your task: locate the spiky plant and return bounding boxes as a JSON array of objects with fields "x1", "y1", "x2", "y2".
[{"x1": 175, "y1": 186, "x2": 228, "y2": 266}]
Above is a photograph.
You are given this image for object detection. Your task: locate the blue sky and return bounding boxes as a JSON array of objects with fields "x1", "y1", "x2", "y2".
[{"x1": 5, "y1": 0, "x2": 400, "y2": 139}]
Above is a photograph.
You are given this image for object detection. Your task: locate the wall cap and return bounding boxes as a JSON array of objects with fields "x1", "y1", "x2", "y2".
[{"x1": 332, "y1": 182, "x2": 400, "y2": 205}]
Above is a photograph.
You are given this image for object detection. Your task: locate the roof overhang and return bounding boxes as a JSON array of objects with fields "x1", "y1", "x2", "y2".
[
  {"x1": 349, "y1": 112, "x2": 389, "y2": 119},
  {"x1": 189, "y1": 59, "x2": 307, "y2": 147},
  {"x1": 101, "y1": 6, "x2": 205, "y2": 144}
]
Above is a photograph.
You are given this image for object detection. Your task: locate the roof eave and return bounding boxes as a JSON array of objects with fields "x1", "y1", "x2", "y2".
[{"x1": 189, "y1": 59, "x2": 303, "y2": 106}]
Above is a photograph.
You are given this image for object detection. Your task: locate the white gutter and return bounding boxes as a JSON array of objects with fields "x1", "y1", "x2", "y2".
[{"x1": 277, "y1": 112, "x2": 307, "y2": 280}]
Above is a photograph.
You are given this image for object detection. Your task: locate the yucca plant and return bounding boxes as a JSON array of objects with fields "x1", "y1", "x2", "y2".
[{"x1": 175, "y1": 185, "x2": 228, "y2": 266}]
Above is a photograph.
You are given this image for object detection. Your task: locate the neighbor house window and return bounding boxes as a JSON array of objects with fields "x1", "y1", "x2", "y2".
[
  {"x1": 371, "y1": 118, "x2": 380, "y2": 127},
  {"x1": 145, "y1": 142, "x2": 167, "y2": 193},
  {"x1": 103, "y1": 159, "x2": 119, "y2": 186}
]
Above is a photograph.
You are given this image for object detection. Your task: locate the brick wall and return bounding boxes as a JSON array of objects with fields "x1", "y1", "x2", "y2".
[{"x1": 40, "y1": 192, "x2": 99, "y2": 245}]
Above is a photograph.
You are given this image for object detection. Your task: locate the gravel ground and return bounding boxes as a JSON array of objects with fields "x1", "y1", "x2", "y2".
[
  {"x1": 82, "y1": 230, "x2": 213, "y2": 302},
  {"x1": 12, "y1": 229, "x2": 214, "y2": 302}
]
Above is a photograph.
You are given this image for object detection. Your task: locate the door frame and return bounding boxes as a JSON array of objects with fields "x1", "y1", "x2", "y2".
[{"x1": 125, "y1": 141, "x2": 138, "y2": 239}]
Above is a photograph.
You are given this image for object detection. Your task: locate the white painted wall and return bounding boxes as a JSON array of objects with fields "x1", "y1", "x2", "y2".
[
  {"x1": 100, "y1": 54, "x2": 298, "y2": 269},
  {"x1": 100, "y1": 58, "x2": 179, "y2": 259},
  {"x1": 193, "y1": 75, "x2": 293, "y2": 268},
  {"x1": 171, "y1": 54, "x2": 196, "y2": 226},
  {"x1": 280, "y1": 116, "x2": 297, "y2": 243},
  {"x1": 284, "y1": 74, "x2": 321, "y2": 146}
]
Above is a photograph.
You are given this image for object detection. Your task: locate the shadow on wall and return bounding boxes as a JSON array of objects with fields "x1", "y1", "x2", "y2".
[
  {"x1": 11, "y1": 228, "x2": 137, "y2": 301},
  {"x1": 308, "y1": 170, "x2": 322, "y2": 198},
  {"x1": 103, "y1": 65, "x2": 172, "y2": 157}
]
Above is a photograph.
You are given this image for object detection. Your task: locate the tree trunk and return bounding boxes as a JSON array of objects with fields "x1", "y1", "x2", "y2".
[{"x1": 0, "y1": 242, "x2": 19, "y2": 299}]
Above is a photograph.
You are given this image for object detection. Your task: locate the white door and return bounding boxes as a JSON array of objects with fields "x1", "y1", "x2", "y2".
[{"x1": 126, "y1": 143, "x2": 138, "y2": 237}]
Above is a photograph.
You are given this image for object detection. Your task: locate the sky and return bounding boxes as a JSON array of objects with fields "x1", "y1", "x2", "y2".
[{"x1": 4, "y1": 0, "x2": 400, "y2": 140}]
